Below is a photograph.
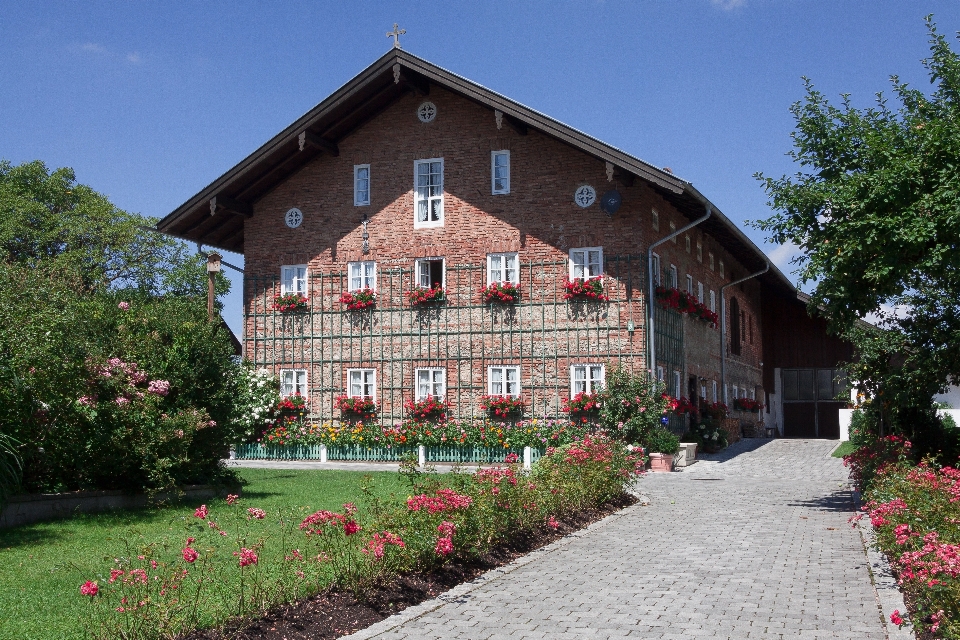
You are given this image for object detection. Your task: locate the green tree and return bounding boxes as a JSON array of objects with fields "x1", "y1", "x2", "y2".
[{"x1": 755, "y1": 17, "x2": 960, "y2": 455}]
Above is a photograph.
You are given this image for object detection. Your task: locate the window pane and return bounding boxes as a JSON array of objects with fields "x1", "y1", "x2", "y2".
[
  {"x1": 817, "y1": 369, "x2": 835, "y2": 400},
  {"x1": 589, "y1": 365, "x2": 603, "y2": 385},
  {"x1": 782, "y1": 370, "x2": 799, "y2": 402},
  {"x1": 505, "y1": 255, "x2": 517, "y2": 283},
  {"x1": 505, "y1": 368, "x2": 518, "y2": 395},
  {"x1": 349, "y1": 371, "x2": 361, "y2": 397},
  {"x1": 798, "y1": 369, "x2": 816, "y2": 401},
  {"x1": 282, "y1": 268, "x2": 294, "y2": 294},
  {"x1": 833, "y1": 369, "x2": 849, "y2": 398}
]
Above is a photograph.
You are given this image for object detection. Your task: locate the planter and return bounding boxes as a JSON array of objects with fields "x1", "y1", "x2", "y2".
[
  {"x1": 674, "y1": 442, "x2": 698, "y2": 467},
  {"x1": 648, "y1": 452, "x2": 674, "y2": 473}
]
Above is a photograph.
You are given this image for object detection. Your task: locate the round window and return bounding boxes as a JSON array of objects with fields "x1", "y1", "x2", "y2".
[
  {"x1": 417, "y1": 101, "x2": 437, "y2": 123},
  {"x1": 284, "y1": 208, "x2": 303, "y2": 229},
  {"x1": 574, "y1": 185, "x2": 597, "y2": 208}
]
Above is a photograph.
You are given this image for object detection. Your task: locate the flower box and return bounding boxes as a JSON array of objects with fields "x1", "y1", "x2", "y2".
[
  {"x1": 334, "y1": 394, "x2": 377, "y2": 420},
  {"x1": 480, "y1": 394, "x2": 525, "y2": 419},
  {"x1": 479, "y1": 282, "x2": 520, "y2": 304},
  {"x1": 404, "y1": 396, "x2": 450, "y2": 421},
  {"x1": 563, "y1": 391, "x2": 603, "y2": 414},
  {"x1": 406, "y1": 285, "x2": 446, "y2": 305},
  {"x1": 674, "y1": 442, "x2": 698, "y2": 467},
  {"x1": 563, "y1": 277, "x2": 609, "y2": 301},
  {"x1": 655, "y1": 285, "x2": 718, "y2": 328},
  {"x1": 339, "y1": 288, "x2": 376, "y2": 310},
  {"x1": 272, "y1": 293, "x2": 308, "y2": 313},
  {"x1": 733, "y1": 397, "x2": 763, "y2": 412}
]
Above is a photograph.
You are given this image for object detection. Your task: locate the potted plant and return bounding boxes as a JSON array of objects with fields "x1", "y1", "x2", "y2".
[
  {"x1": 480, "y1": 394, "x2": 525, "y2": 419},
  {"x1": 277, "y1": 392, "x2": 306, "y2": 418},
  {"x1": 644, "y1": 426, "x2": 680, "y2": 472},
  {"x1": 406, "y1": 284, "x2": 446, "y2": 305},
  {"x1": 339, "y1": 287, "x2": 376, "y2": 310},
  {"x1": 479, "y1": 282, "x2": 521, "y2": 304},
  {"x1": 404, "y1": 395, "x2": 449, "y2": 421},
  {"x1": 563, "y1": 277, "x2": 609, "y2": 301},
  {"x1": 334, "y1": 394, "x2": 377, "y2": 421},
  {"x1": 272, "y1": 293, "x2": 309, "y2": 313}
]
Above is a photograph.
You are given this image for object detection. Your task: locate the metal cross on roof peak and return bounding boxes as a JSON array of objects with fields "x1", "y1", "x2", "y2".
[{"x1": 386, "y1": 23, "x2": 406, "y2": 49}]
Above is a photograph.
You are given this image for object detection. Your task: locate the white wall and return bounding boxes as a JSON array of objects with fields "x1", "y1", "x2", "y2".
[{"x1": 934, "y1": 385, "x2": 960, "y2": 409}]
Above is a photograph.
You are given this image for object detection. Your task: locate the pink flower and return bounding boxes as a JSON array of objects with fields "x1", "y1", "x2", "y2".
[
  {"x1": 343, "y1": 520, "x2": 360, "y2": 536},
  {"x1": 226, "y1": 494, "x2": 239, "y2": 505},
  {"x1": 247, "y1": 507, "x2": 266, "y2": 520},
  {"x1": 109, "y1": 569, "x2": 124, "y2": 583},
  {"x1": 78, "y1": 396, "x2": 95, "y2": 406},
  {"x1": 547, "y1": 516, "x2": 560, "y2": 529},
  {"x1": 890, "y1": 610, "x2": 904, "y2": 627},
  {"x1": 434, "y1": 536, "x2": 454, "y2": 556},
  {"x1": 118, "y1": 302, "x2": 130, "y2": 310},
  {"x1": 182, "y1": 547, "x2": 199, "y2": 563},
  {"x1": 235, "y1": 547, "x2": 258, "y2": 567},
  {"x1": 437, "y1": 521, "x2": 456, "y2": 537},
  {"x1": 80, "y1": 580, "x2": 98, "y2": 596},
  {"x1": 194, "y1": 504, "x2": 208, "y2": 519},
  {"x1": 148, "y1": 380, "x2": 170, "y2": 396},
  {"x1": 114, "y1": 396, "x2": 130, "y2": 406}
]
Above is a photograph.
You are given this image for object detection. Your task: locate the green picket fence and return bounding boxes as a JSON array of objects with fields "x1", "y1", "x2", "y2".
[{"x1": 233, "y1": 443, "x2": 546, "y2": 464}]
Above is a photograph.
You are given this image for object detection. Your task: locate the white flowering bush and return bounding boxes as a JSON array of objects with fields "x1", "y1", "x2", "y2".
[{"x1": 231, "y1": 365, "x2": 279, "y2": 440}]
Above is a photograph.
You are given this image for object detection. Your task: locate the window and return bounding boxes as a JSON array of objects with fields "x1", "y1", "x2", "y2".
[
  {"x1": 720, "y1": 260, "x2": 725, "y2": 278},
  {"x1": 354, "y1": 164, "x2": 370, "y2": 206},
  {"x1": 281, "y1": 369, "x2": 307, "y2": 398},
  {"x1": 709, "y1": 290, "x2": 716, "y2": 313},
  {"x1": 730, "y1": 297, "x2": 741, "y2": 355},
  {"x1": 416, "y1": 368, "x2": 446, "y2": 400},
  {"x1": 686, "y1": 274, "x2": 694, "y2": 294},
  {"x1": 656, "y1": 366, "x2": 664, "y2": 382},
  {"x1": 668, "y1": 265, "x2": 678, "y2": 289},
  {"x1": 697, "y1": 242, "x2": 702, "y2": 262},
  {"x1": 569, "y1": 247, "x2": 603, "y2": 279},
  {"x1": 685, "y1": 235, "x2": 691, "y2": 253},
  {"x1": 750, "y1": 388, "x2": 756, "y2": 400},
  {"x1": 488, "y1": 365, "x2": 520, "y2": 397},
  {"x1": 414, "y1": 158, "x2": 444, "y2": 227},
  {"x1": 281, "y1": 265, "x2": 307, "y2": 295},
  {"x1": 697, "y1": 281, "x2": 704, "y2": 304},
  {"x1": 733, "y1": 385, "x2": 739, "y2": 400},
  {"x1": 652, "y1": 209, "x2": 660, "y2": 231},
  {"x1": 700, "y1": 384, "x2": 706, "y2": 399},
  {"x1": 348, "y1": 261, "x2": 376, "y2": 291},
  {"x1": 709, "y1": 252, "x2": 715, "y2": 271},
  {"x1": 487, "y1": 252, "x2": 519, "y2": 285},
  {"x1": 416, "y1": 258, "x2": 444, "y2": 288},
  {"x1": 674, "y1": 370, "x2": 681, "y2": 397},
  {"x1": 670, "y1": 221, "x2": 677, "y2": 242},
  {"x1": 652, "y1": 254, "x2": 661, "y2": 285},
  {"x1": 571, "y1": 364, "x2": 604, "y2": 396},
  {"x1": 348, "y1": 369, "x2": 376, "y2": 399},
  {"x1": 712, "y1": 380, "x2": 718, "y2": 402},
  {"x1": 491, "y1": 151, "x2": 510, "y2": 194}
]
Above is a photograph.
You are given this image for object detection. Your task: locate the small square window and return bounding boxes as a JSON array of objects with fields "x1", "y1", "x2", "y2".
[
  {"x1": 348, "y1": 261, "x2": 376, "y2": 292},
  {"x1": 697, "y1": 281, "x2": 704, "y2": 304},
  {"x1": 571, "y1": 364, "x2": 605, "y2": 396},
  {"x1": 414, "y1": 158, "x2": 444, "y2": 228},
  {"x1": 348, "y1": 369, "x2": 376, "y2": 399},
  {"x1": 415, "y1": 258, "x2": 445, "y2": 289},
  {"x1": 416, "y1": 368, "x2": 446, "y2": 400},
  {"x1": 488, "y1": 365, "x2": 520, "y2": 397},
  {"x1": 280, "y1": 369, "x2": 308, "y2": 399},
  {"x1": 569, "y1": 247, "x2": 603, "y2": 279},
  {"x1": 487, "y1": 253, "x2": 519, "y2": 285},
  {"x1": 652, "y1": 254, "x2": 661, "y2": 286},
  {"x1": 652, "y1": 209, "x2": 660, "y2": 231},
  {"x1": 354, "y1": 164, "x2": 370, "y2": 206},
  {"x1": 491, "y1": 150, "x2": 510, "y2": 194},
  {"x1": 281, "y1": 265, "x2": 308, "y2": 295}
]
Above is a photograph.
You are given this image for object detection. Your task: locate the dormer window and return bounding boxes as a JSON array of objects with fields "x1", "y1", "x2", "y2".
[
  {"x1": 491, "y1": 151, "x2": 510, "y2": 194},
  {"x1": 354, "y1": 164, "x2": 370, "y2": 206},
  {"x1": 414, "y1": 158, "x2": 444, "y2": 228}
]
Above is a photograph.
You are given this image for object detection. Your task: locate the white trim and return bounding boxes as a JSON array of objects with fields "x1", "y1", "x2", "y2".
[
  {"x1": 652, "y1": 253, "x2": 661, "y2": 286},
  {"x1": 673, "y1": 370, "x2": 682, "y2": 398},
  {"x1": 686, "y1": 274, "x2": 694, "y2": 294},
  {"x1": 568, "y1": 247, "x2": 603, "y2": 279},
  {"x1": 487, "y1": 252, "x2": 519, "y2": 285},
  {"x1": 281, "y1": 264, "x2": 308, "y2": 296},
  {"x1": 414, "y1": 257, "x2": 446, "y2": 289},
  {"x1": 570, "y1": 363, "x2": 605, "y2": 397},
  {"x1": 488, "y1": 365, "x2": 521, "y2": 397},
  {"x1": 280, "y1": 369, "x2": 308, "y2": 399},
  {"x1": 347, "y1": 261, "x2": 377, "y2": 292},
  {"x1": 353, "y1": 164, "x2": 370, "y2": 206},
  {"x1": 347, "y1": 368, "x2": 377, "y2": 400},
  {"x1": 491, "y1": 150, "x2": 510, "y2": 195},
  {"x1": 697, "y1": 281, "x2": 704, "y2": 304},
  {"x1": 415, "y1": 367, "x2": 446, "y2": 400},
  {"x1": 709, "y1": 290, "x2": 716, "y2": 313},
  {"x1": 414, "y1": 157, "x2": 444, "y2": 228},
  {"x1": 669, "y1": 264, "x2": 678, "y2": 289},
  {"x1": 712, "y1": 380, "x2": 718, "y2": 403}
]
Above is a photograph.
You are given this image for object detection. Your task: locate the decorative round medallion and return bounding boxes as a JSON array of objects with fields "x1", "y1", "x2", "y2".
[
  {"x1": 417, "y1": 101, "x2": 437, "y2": 123},
  {"x1": 284, "y1": 207, "x2": 303, "y2": 229},
  {"x1": 574, "y1": 185, "x2": 597, "y2": 208}
]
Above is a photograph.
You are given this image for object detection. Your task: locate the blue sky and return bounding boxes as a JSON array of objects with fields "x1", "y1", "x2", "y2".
[{"x1": 3, "y1": 1, "x2": 959, "y2": 336}]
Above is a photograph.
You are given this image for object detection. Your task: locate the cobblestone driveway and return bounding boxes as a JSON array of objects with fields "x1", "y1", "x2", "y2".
[{"x1": 347, "y1": 439, "x2": 890, "y2": 640}]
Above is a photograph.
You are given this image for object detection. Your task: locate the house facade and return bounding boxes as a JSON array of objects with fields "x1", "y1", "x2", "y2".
[{"x1": 157, "y1": 48, "x2": 848, "y2": 437}]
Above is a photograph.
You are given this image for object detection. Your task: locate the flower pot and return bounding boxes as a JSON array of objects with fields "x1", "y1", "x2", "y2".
[
  {"x1": 674, "y1": 442, "x2": 697, "y2": 467},
  {"x1": 648, "y1": 452, "x2": 674, "y2": 473}
]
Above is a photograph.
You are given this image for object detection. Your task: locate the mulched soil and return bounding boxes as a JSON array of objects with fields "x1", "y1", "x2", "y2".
[{"x1": 181, "y1": 493, "x2": 637, "y2": 640}]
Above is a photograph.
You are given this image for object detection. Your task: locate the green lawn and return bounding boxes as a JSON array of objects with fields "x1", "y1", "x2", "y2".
[
  {"x1": 832, "y1": 441, "x2": 857, "y2": 458},
  {"x1": 0, "y1": 469, "x2": 408, "y2": 640}
]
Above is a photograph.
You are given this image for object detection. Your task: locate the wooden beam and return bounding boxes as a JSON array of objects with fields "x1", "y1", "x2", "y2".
[
  {"x1": 399, "y1": 72, "x2": 429, "y2": 96},
  {"x1": 613, "y1": 169, "x2": 636, "y2": 187},
  {"x1": 209, "y1": 195, "x2": 253, "y2": 217},
  {"x1": 504, "y1": 114, "x2": 528, "y2": 136},
  {"x1": 298, "y1": 131, "x2": 339, "y2": 156}
]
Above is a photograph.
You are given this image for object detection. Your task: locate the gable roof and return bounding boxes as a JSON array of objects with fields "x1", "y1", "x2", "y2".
[{"x1": 154, "y1": 48, "x2": 796, "y2": 294}]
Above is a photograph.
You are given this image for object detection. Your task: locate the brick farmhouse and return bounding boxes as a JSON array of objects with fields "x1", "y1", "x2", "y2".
[{"x1": 156, "y1": 49, "x2": 851, "y2": 439}]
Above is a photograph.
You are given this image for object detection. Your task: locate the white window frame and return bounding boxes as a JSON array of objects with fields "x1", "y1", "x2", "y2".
[
  {"x1": 415, "y1": 257, "x2": 445, "y2": 289},
  {"x1": 700, "y1": 384, "x2": 706, "y2": 399},
  {"x1": 570, "y1": 364, "x2": 605, "y2": 397},
  {"x1": 347, "y1": 261, "x2": 376, "y2": 292},
  {"x1": 487, "y1": 252, "x2": 519, "y2": 285},
  {"x1": 669, "y1": 264, "x2": 678, "y2": 289},
  {"x1": 674, "y1": 370, "x2": 682, "y2": 398},
  {"x1": 697, "y1": 281, "x2": 704, "y2": 304},
  {"x1": 488, "y1": 365, "x2": 521, "y2": 397},
  {"x1": 685, "y1": 235, "x2": 691, "y2": 253},
  {"x1": 347, "y1": 368, "x2": 376, "y2": 400},
  {"x1": 569, "y1": 247, "x2": 603, "y2": 279},
  {"x1": 733, "y1": 385, "x2": 739, "y2": 400},
  {"x1": 686, "y1": 274, "x2": 694, "y2": 294},
  {"x1": 354, "y1": 164, "x2": 370, "y2": 207},
  {"x1": 710, "y1": 290, "x2": 716, "y2": 313},
  {"x1": 712, "y1": 380, "x2": 718, "y2": 403},
  {"x1": 652, "y1": 253, "x2": 661, "y2": 286},
  {"x1": 414, "y1": 158, "x2": 444, "y2": 228},
  {"x1": 415, "y1": 367, "x2": 446, "y2": 400},
  {"x1": 281, "y1": 264, "x2": 308, "y2": 296},
  {"x1": 280, "y1": 369, "x2": 308, "y2": 399},
  {"x1": 491, "y1": 150, "x2": 510, "y2": 195}
]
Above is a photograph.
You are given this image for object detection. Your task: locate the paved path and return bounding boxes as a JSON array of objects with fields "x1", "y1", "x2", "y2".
[{"x1": 347, "y1": 439, "x2": 893, "y2": 640}]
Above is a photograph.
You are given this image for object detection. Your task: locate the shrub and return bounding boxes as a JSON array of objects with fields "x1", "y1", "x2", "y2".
[
  {"x1": 644, "y1": 427, "x2": 680, "y2": 455},
  {"x1": 230, "y1": 365, "x2": 279, "y2": 442},
  {"x1": 844, "y1": 433, "x2": 912, "y2": 492},
  {"x1": 599, "y1": 366, "x2": 669, "y2": 443}
]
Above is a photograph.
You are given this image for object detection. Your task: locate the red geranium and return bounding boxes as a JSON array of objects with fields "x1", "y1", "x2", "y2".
[
  {"x1": 563, "y1": 277, "x2": 609, "y2": 301},
  {"x1": 407, "y1": 284, "x2": 446, "y2": 305},
  {"x1": 655, "y1": 286, "x2": 718, "y2": 328},
  {"x1": 273, "y1": 293, "x2": 308, "y2": 313},
  {"x1": 563, "y1": 391, "x2": 603, "y2": 413},
  {"x1": 480, "y1": 394, "x2": 525, "y2": 418},
  {"x1": 335, "y1": 394, "x2": 377, "y2": 419},
  {"x1": 339, "y1": 288, "x2": 376, "y2": 310},
  {"x1": 480, "y1": 282, "x2": 521, "y2": 304},
  {"x1": 404, "y1": 395, "x2": 450, "y2": 420}
]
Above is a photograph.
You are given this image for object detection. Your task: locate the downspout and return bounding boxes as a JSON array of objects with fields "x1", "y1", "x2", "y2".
[
  {"x1": 720, "y1": 262, "x2": 769, "y2": 405},
  {"x1": 647, "y1": 206, "x2": 713, "y2": 376}
]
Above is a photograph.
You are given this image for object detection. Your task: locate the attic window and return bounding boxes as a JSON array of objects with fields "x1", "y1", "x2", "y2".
[
  {"x1": 709, "y1": 252, "x2": 715, "y2": 271},
  {"x1": 697, "y1": 242, "x2": 702, "y2": 262},
  {"x1": 685, "y1": 235, "x2": 691, "y2": 253}
]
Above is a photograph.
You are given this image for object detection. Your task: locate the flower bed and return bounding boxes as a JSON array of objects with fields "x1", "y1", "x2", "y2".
[
  {"x1": 655, "y1": 285, "x2": 718, "y2": 328},
  {"x1": 78, "y1": 435, "x2": 645, "y2": 639}
]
